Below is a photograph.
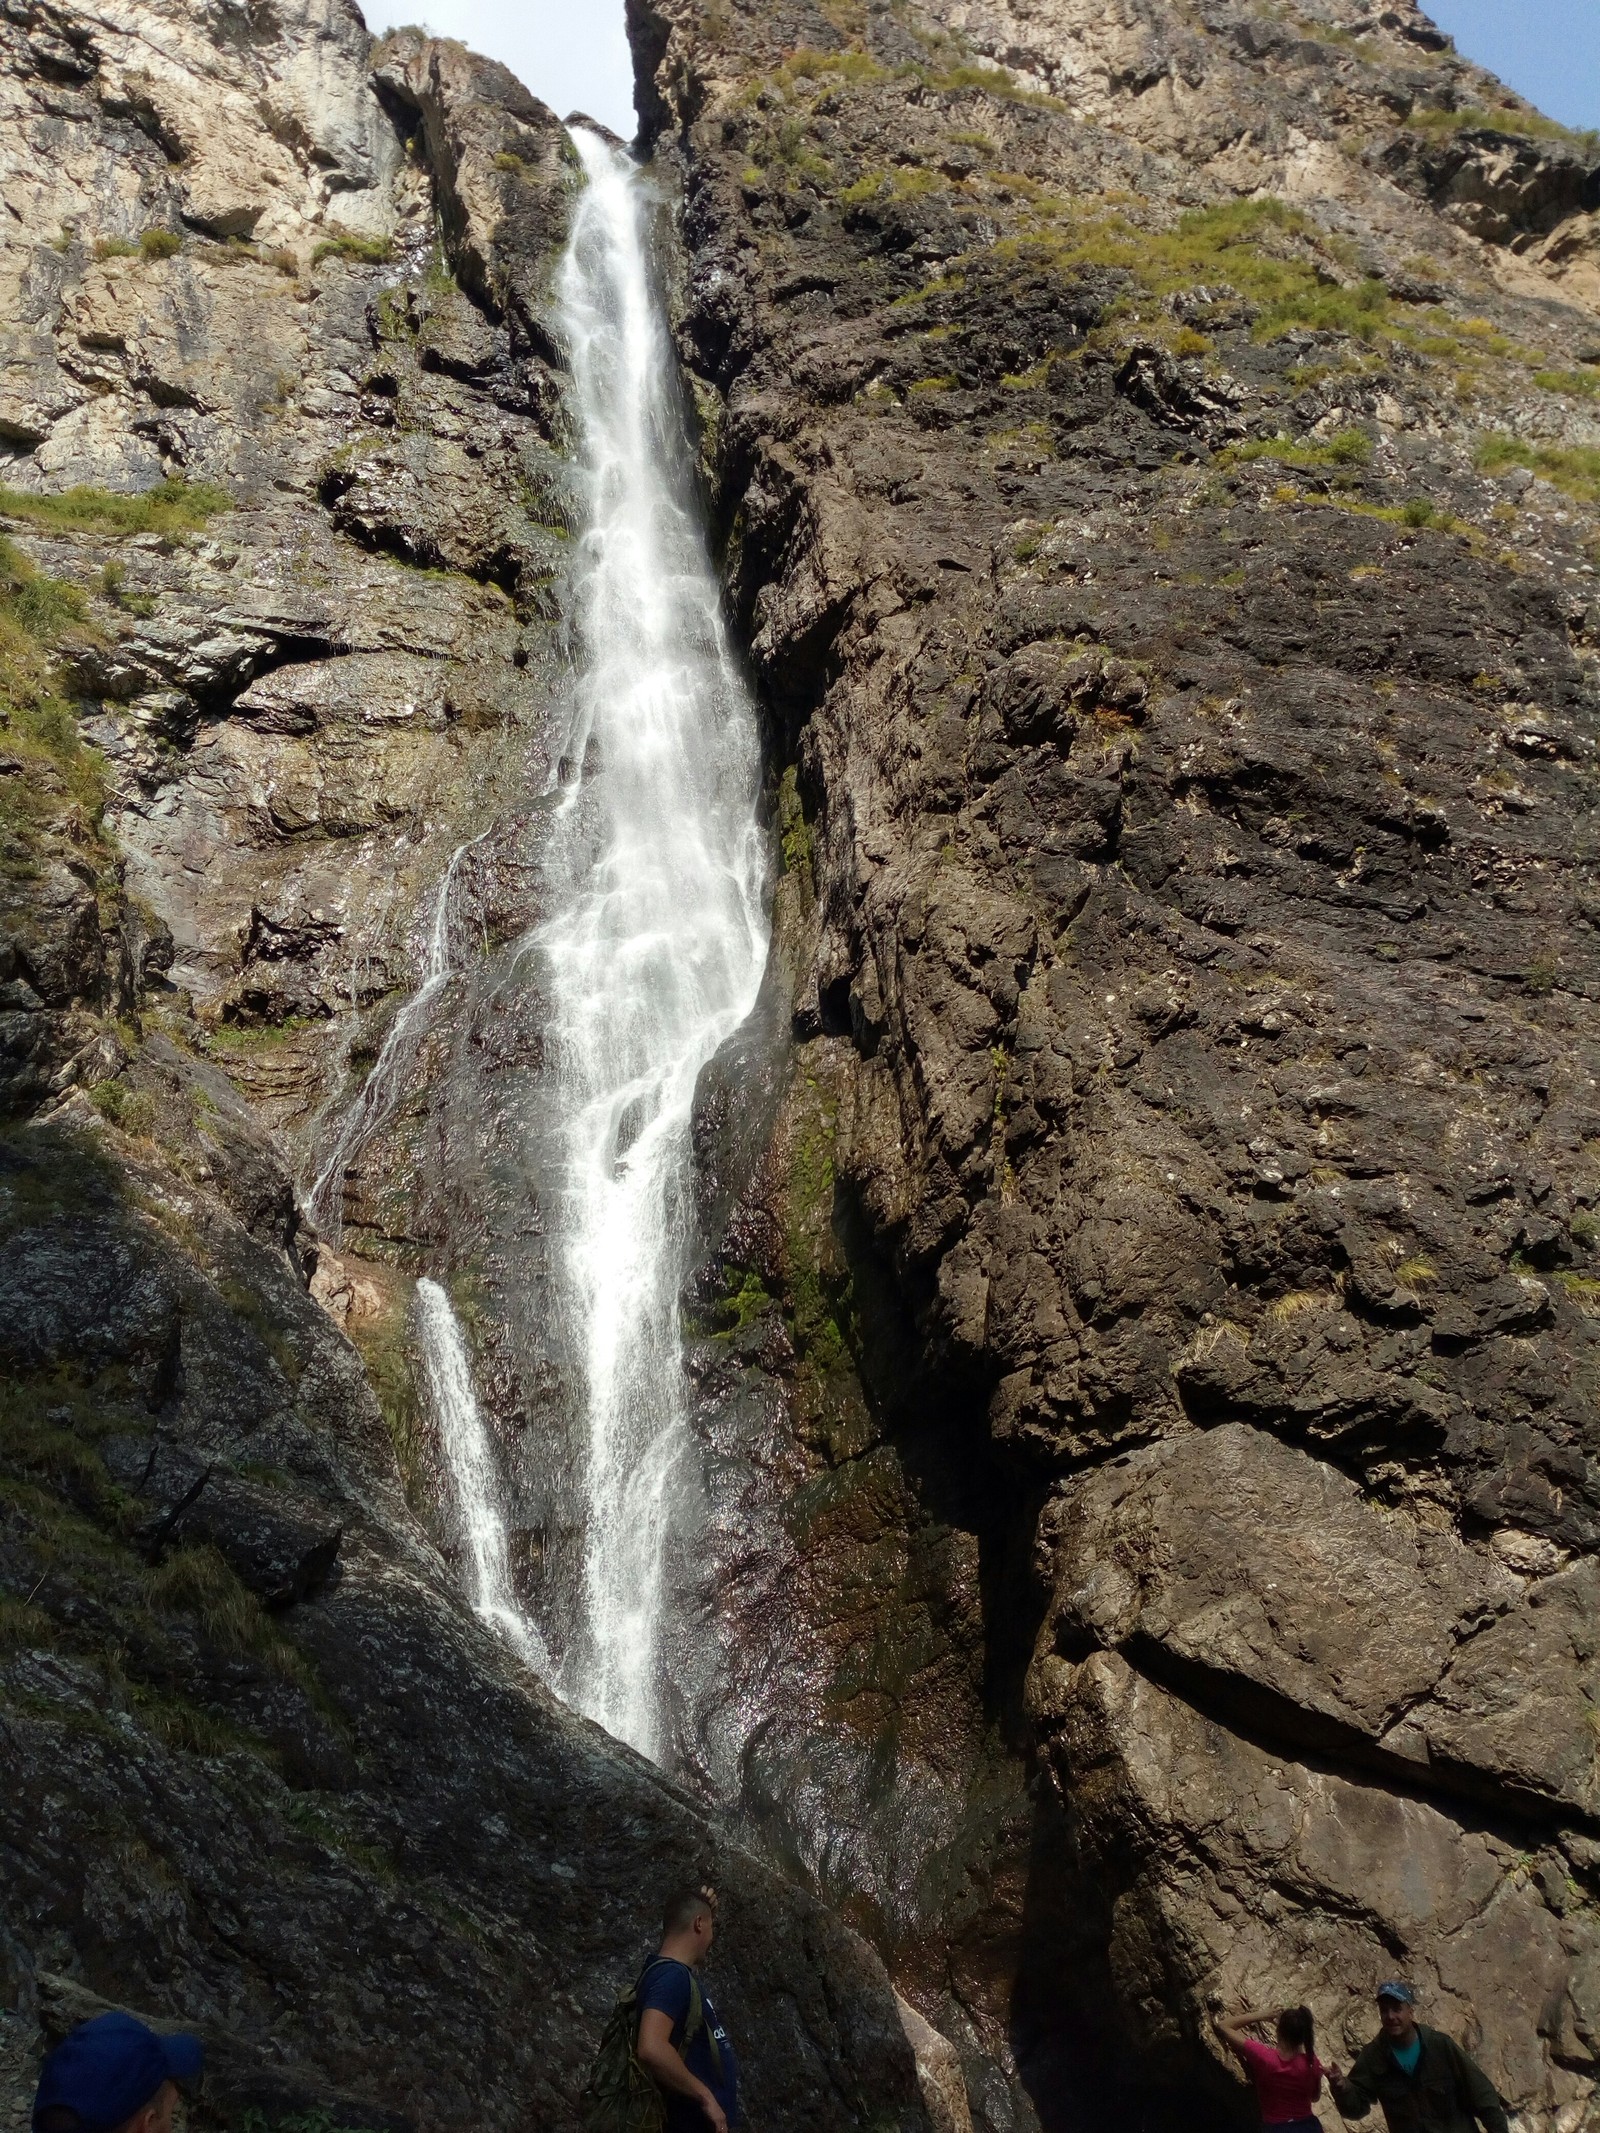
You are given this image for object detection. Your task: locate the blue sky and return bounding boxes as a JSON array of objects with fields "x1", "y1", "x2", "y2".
[
  {"x1": 357, "y1": 1, "x2": 1598, "y2": 144},
  {"x1": 1428, "y1": 0, "x2": 1599, "y2": 133}
]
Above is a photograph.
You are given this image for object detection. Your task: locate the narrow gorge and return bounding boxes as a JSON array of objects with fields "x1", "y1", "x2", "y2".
[{"x1": 2, "y1": 3, "x2": 1599, "y2": 2133}]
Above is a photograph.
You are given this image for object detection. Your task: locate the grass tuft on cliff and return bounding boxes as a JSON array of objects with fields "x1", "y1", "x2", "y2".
[
  {"x1": 1474, "y1": 434, "x2": 1600, "y2": 508},
  {"x1": 311, "y1": 230, "x2": 395, "y2": 267},
  {"x1": 995, "y1": 195, "x2": 1394, "y2": 344},
  {"x1": 1402, "y1": 102, "x2": 1600, "y2": 159},
  {"x1": 0, "y1": 534, "x2": 106, "y2": 866},
  {"x1": 0, "y1": 478, "x2": 230, "y2": 537},
  {"x1": 1218, "y1": 428, "x2": 1373, "y2": 471}
]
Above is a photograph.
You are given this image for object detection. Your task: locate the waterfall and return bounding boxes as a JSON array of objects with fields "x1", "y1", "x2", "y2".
[
  {"x1": 416, "y1": 1277, "x2": 552, "y2": 1675},
  {"x1": 308, "y1": 835, "x2": 481, "y2": 1236},
  {"x1": 536, "y1": 129, "x2": 768, "y2": 1760}
]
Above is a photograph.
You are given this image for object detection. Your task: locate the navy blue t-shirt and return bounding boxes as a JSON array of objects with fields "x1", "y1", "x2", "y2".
[{"x1": 636, "y1": 1958, "x2": 739, "y2": 2131}]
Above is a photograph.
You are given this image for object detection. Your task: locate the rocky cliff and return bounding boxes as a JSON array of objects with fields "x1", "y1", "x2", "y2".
[
  {"x1": 4, "y1": 2, "x2": 1600, "y2": 2133},
  {"x1": 624, "y1": 1, "x2": 1600, "y2": 2128},
  {"x1": 0, "y1": 7, "x2": 926, "y2": 2133}
]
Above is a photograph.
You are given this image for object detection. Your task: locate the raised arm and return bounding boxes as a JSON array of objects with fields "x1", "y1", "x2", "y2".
[{"x1": 1212, "y1": 2009, "x2": 1276, "y2": 2060}]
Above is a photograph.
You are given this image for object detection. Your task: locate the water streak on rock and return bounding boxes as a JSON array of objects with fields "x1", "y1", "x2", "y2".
[
  {"x1": 538, "y1": 129, "x2": 768, "y2": 1758},
  {"x1": 416, "y1": 1275, "x2": 552, "y2": 1675},
  {"x1": 307, "y1": 834, "x2": 481, "y2": 1236}
]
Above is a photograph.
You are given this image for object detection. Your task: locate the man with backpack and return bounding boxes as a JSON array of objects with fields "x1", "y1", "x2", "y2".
[
  {"x1": 581, "y1": 1883, "x2": 740, "y2": 2133},
  {"x1": 635, "y1": 1886, "x2": 739, "y2": 2133}
]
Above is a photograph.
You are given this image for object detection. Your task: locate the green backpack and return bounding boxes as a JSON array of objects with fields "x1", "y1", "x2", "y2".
[{"x1": 580, "y1": 1958, "x2": 723, "y2": 2133}]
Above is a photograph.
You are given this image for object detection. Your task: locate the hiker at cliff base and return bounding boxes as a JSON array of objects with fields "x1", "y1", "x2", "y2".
[
  {"x1": 580, "y1": 1883, "x2": 741, "y2": 2133},
  {"x1": 32, "y1": 2012, "x2": 204, "y2": 2133},
  {"x1": 635, "y1": 1885, "x2": 740, "y2": 2133},
  {"x1": 1326, "y1": 1982, "x2": 1508, "y2": 2133},
  {"x1": 1213, "y1": 2002, "x2": 1325, "y2": 2130}
]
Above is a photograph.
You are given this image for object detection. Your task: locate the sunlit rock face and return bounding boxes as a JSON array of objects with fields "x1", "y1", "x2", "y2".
[
  {"x1": 624, "y1": 0, "x2": 1600, "y2": 2127},
  {"x1": 0, "y1": 8, "x2": 927, "y2": 2133},
  {"x1": 7, "y1": 1, "x2": 1600, "y2": 2131}
]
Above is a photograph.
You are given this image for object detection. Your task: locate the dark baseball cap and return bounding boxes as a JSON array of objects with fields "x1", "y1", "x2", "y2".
[
  {"x1": 1376, "y1": 1981, "x2": 1416, "y2": 2006},
  {"x1": 33, "y1": 2013, "x2": 203, "y2": 2133}
]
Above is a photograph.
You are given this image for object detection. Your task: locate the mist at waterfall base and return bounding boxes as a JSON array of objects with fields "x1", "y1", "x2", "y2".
[{"x1": 530, "y1": 129, "x2": 768, "y2": 1759}]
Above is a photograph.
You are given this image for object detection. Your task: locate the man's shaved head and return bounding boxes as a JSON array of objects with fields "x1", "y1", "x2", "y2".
[{"x1": 661, "y1": 1884, "x2": 717, "y2": 1939}]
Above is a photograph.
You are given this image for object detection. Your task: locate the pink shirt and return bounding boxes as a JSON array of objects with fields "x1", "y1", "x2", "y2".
[{"x1": 1237, "y1": 2038, "x2": 1325, "y2": 2124}]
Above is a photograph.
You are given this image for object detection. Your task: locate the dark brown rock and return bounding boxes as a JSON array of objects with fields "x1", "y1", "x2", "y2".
[{"x1": 629, "y1": 1, "x2": 1600, "y2": 2125}]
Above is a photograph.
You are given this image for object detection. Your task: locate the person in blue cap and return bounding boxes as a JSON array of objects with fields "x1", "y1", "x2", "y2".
[
  {"x1": 32, "y1": 2012, "x2": 204, "y2": 2133},
  {"x1": 1326, "y1": 1981, "x2": 1508, "y2": 2133}
]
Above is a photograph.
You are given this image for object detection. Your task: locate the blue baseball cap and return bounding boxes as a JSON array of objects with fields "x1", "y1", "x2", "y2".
[
  {"x1": 1376, "y1": 1981, "x2": 1416, "y2": 2005},
  {"x1": 33, "y1": 2013, "x2": 203, "y2": 2133}
]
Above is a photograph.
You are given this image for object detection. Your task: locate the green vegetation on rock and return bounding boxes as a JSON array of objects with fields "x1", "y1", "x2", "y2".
[
  {"x1": 739, "y1": 39, "x2": 1063, "y2": 175},
  {"x1": 312, "y1": 229, "x2": 395, "y2": 268},
  {"x1": 1403, "y1": 102, "x2": 1600, "y2": 158},
  {"x1": 0, "y1": 478, "x2": 230, "y2": 537},
  {"x1": 1475, "y1": 433, "x2": 1600, "y2": 507},
  {"x1": 1218, "y1": 427, "x2": 1373, "y2": 471},
  {"x1": 92, "y1": 228, "x2": 182, "y2": 262},
  {"x1": 776, "y1": 766, "x2": 815, "y2": 903},
  {"x1": 0, "y1": 533, "x2": 107, "y2": 872},
  {"x1": 349, "y1": 1301, "x2": 427, "y2": 1510},
  {"x1": 996, "y1": 194, "x2": 1393, "y2": 344}
]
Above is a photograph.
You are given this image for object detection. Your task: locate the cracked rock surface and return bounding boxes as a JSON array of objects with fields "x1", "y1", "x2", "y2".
[
  {"x1": 7, "y1": 0, "x2": 1600, "y2": 2130},
  {"x1": 0, "y1": 7, "x2": 926, "y2": 2133},
  {"x1": 628, "y1": 0, "x2": 1600, "y2": 2126}
]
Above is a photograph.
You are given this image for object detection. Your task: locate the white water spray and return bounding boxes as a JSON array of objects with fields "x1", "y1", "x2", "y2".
[
  {"x1": 539, "y1": 131, "x2": 768, "y2": 1758},
  {"x1": 309, "y1": 836, "x2": 481, "y2": 1235},
  {"x1": 416, "y1": 1277, "x2": 552, "y2": 1675}
]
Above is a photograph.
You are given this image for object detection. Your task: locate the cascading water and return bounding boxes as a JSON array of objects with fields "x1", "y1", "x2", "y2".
[
  {"x1": 308, "y1": 834, "x2": 482, "y2": 1236},
  {"x1": 415, "y1": 1277, "x2": 552, "y2": 1674},
  {"x1": 535, "y1": 129, "x2": 768, "y2": 1760}
]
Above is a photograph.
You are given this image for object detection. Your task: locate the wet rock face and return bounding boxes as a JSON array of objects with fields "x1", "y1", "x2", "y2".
[
  {"x1": 0, "y1": 7, "x2": 929, "y2": 2133},
  {"x1": 634, "y1": 0, "x2": 1600, "y2": 2126}
]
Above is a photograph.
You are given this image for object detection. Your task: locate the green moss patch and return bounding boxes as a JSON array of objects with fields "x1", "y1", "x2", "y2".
[
  {"x1": 348, "y1": 1300, "x2": 426, "y2": 1508},
  {"x1": 1218, "y1": 427, "x2": 1373, "y2": 471},
  {"x1": 1531, "y1": 367, "x2": 1600, "y2": 400},
  {"x1": 776, "y1": 766, "x2": 815, "y2": 902},
  {"x1": 993, "y1": 195, "x2": 1391, "y2": 343}
]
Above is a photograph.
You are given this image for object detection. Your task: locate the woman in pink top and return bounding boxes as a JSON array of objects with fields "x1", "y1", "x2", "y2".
[{"x1": 1213, "y1": 2004, "x2": 1325, "y2": 2130}]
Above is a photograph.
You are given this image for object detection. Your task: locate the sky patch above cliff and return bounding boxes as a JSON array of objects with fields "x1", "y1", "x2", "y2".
[
  {"x1": 359, "y1": 0, "x2": 637, "y2": 136},
  {"x1": 360, "y1": 2, "x2": 1598, "y2": 146},
  {"x1": 1428, "y1": 0, "x2": 1599, "y2": 134}
]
